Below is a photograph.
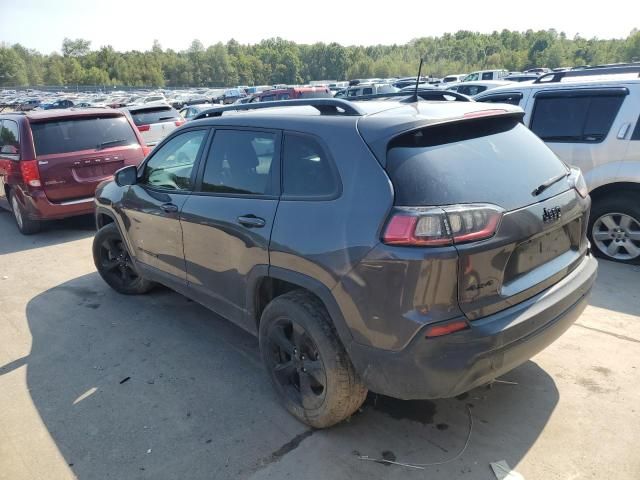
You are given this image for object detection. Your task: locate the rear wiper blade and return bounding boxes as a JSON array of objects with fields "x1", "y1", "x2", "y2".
[
  {"x1": 97, "y1": 139, "x2": 127, "y2": 150},
  {"x1": 532, "y1": 171, "x2": 570, "y2": 196}
]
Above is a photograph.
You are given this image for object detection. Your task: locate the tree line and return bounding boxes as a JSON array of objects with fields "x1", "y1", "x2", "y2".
[{"x1": 1, "y1": 29, "x2": 639, "y2": 88}]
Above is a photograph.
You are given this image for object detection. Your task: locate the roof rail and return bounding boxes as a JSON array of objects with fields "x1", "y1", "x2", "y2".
[
  {"x1": 345, "y1": 90, "x2": 471, "y2": 102},
  {"x1": 193, "y1": 98, "x2": 364, "y2": 120},
  {"x1": 534, "y1": 64, "x2": 640, "y2": 84}
]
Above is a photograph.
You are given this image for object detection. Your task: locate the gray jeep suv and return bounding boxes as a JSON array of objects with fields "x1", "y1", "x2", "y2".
[{"x1": 92, "y1": 98, "x2": 597, "y2": 428}]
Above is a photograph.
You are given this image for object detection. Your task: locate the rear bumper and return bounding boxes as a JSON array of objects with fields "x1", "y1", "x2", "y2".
[
  {"x1": 21, "y1": 190, "x2": 95, "y2": 220},
  {"x1": 348, "y1": 253, "x2": 597, "y2": 399}
]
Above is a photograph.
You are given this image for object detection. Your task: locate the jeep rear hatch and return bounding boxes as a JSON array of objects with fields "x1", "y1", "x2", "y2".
[{"x1": 381, "y1": 113, "x2": 590, "y2": 320}]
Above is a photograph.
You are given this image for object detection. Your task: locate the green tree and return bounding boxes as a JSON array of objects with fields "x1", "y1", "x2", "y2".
[
  {"x1": 62, "y1": 38, "x2": 91, "y2": 57},
  {"x1": 0, "y1": 47, "x2": 28, "y2": 86}
]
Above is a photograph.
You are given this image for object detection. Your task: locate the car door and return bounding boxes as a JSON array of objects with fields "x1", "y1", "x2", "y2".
[
  {"x1": 120, "y1": 128, "x2": 209, "y2": 283},
  {"x1": 180, "y1": 128, "x2": 281, "y2": 332}
]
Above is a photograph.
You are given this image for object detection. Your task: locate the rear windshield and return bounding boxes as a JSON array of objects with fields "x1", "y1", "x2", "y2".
[
  {"x1": 129, "y1": 106, "x2": 179, "y2": 126},
  {"x1": 298, "y1": 91, "x2": 333, "y2": 99},
  {"x1": 386, "y1": 117, "x2": 569, "y2": 211},
  {"x1": 31, "y1": 116, "x2": 139, "y2": 156}
]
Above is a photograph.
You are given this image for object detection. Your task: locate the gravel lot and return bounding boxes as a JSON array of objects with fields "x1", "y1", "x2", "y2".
[{"x1": 1, "y1": 211, "x2": 639, "y2": 480}]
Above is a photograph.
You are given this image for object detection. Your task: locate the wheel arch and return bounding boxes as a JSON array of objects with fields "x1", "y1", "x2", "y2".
[
  {"x1": 589, "y1": 181, "x2": 640, "y2": 203},
  {"x1": 247, "y1": 266, "x2": 354, "y2": 349}
]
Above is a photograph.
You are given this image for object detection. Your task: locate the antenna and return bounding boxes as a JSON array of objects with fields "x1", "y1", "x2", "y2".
[{"x1": 412, "y1": 58, "x2": 424, "y2": 102}]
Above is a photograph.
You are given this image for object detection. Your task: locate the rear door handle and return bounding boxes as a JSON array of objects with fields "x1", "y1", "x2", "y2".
[
  {"x1": 160, "y1": 203, "x2": 179, "y2": 213},
  {"x1": 617, "y1": 123, "x2": 631, "y2": 139},
  {"x1": 237, "y1": 215, "x2": 266, "y2": 228}
]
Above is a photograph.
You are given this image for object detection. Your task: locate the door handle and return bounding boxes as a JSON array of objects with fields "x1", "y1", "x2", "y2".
[
  {"x1": 160, "y1": 203, "x2": 179, "y2": 213},
  {"x1": 237, "y1": 215, "x2": 266, "y2": 228},
  {"x1": 617, "y1": 123, "x2": 631, "y2": 139}
]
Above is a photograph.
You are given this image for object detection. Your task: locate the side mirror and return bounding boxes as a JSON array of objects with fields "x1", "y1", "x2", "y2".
[{"x1": 115, "y1": 165, "x2": 138, "y2": 187}]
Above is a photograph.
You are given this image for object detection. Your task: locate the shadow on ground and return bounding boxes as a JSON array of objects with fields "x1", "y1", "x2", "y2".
[
  {"x1": 586, "y1": 258, "x2": 640, "y2": 317},
  {"x1": 15, "y1": 272, "x2": 559, "y2": 479},
  {"x1": 0, "y1": 211, "x2": 95, "y2": 256}
]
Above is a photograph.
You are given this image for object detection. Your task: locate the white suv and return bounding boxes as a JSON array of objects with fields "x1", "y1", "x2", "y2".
[{"x1": 474, "y1": 65, "x2": 640, "y2": 264}]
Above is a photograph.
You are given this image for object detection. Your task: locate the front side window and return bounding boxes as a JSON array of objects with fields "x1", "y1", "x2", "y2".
[
  {"x1": 531, "y1": 92, "x2": 625, "y2": 143},
  {"x1": 200, "y1": 130, "x2": 276, "y2": 195},
  {"x1": 282, "y1": 133, "x2": 337, "y2": 197},
  {"x1": 0, "y1": 120, "x2": 20, "y2": 156},
  {"x1": 141, "y1": 129, "x2": 207, "y2": 190}
]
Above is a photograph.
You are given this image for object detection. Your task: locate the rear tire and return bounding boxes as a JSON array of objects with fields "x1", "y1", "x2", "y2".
[
  {"x1": 588, "y1": 194, "x2": 640, "y2": 265},
  {"x1": 93, "y1": 223, "x2": 155, "y2": 294},
  {"x1": 10, "y1": 192, "x2": 41, "y2": 235},
  {"x1": 259, "y1": 290, "x2": 367, "y2": 428}
]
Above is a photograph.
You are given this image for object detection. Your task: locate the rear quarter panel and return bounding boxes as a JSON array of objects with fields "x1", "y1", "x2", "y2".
[{"x1": 269, "y1": 120, "x2": 393, "y2": 342}]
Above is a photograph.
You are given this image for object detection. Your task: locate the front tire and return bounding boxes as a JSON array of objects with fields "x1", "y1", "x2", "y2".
[
  {"x1": 93, "y1": 223, "x2": 155, "y2": 294},
  {"x1": 588, "y1": 194, "x2": 640, "y2": 264},
  {"x1": 10, "y1": 192, "x2": 41, "y2": 235},
  {"x1": 259, "y1": 290, "x2": 367, "y2": 428}
]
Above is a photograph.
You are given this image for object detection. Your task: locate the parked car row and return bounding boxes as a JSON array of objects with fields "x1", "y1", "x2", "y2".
[{"x1": 1, "y1": 63, "x2": 638, "y2": 266}]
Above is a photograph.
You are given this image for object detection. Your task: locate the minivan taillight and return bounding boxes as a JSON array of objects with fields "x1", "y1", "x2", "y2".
[
  {"x1": 175, "y1": 120, "x2": 185, "y2": 127},
  {"x1": 137, "y1": 124, "x2": 150, "y2": 132},
  {"x1": 20, "y1": 160, "x2": 42, "y2": 188},
  {"x1": 383, "y1": 204, "x2": 504, "y2": 246}
]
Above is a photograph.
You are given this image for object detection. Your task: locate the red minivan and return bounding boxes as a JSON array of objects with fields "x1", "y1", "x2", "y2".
[{"x1": 0, "y1": 109, "x2": 148, "y2": 234}]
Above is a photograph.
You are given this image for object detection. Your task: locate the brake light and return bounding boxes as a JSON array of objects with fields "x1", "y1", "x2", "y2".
[
  {"x1": 142, "y1": 146, "x2": 151, "y2": 157},
  {"x1": 20, "y1": 160, "x2": 41, "y2": 188},
  {"x1": 463, "y1": 109, "x2": 507, "y2": 119},
  {"x1": 175, "y1": 120, "x2": 185, "y2": 127},
  {"x1": 383, "y1": 204, "x2": 504, "y2": 246},
  {"x1": 137, "y1": 124, "x2": 150, "y2": 132},
  {"x1": 425, "y1": 320, "x2": 469, "y2": 338}
]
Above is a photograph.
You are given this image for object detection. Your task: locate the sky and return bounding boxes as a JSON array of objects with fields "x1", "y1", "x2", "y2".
[{"x1": 1, "y1": 0, "x2": 638, "y2": 53}]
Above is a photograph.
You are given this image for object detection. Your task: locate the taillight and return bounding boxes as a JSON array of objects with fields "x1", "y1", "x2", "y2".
[
  {"x1": 570, "y1": 167, "x2": 589, "y2": 198},
  {"x1": 137, "y1": 124, "x2": 150, "y2": 132},
  {"x1": 175, "y1": 120, "x2": 185, "y2": 127},
  {"x1": 19, "y1": 160, "x2": 42, "y2": 188},
  {"x1": 425, "y1": 319, "x2": 469, "y2": 338},
  {"x1": 142, "y1": 146, "x2": 151, "y2": 157},
  {"x1": 383, "y1": 204, "x2": 503, "y2": 246}
]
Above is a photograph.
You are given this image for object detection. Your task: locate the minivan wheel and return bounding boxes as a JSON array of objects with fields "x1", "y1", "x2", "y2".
[
  {"x1": 589, "y1": 196, "x2": 640, "y2": 264},
  {"x1": 93, "y1": 223, "x2": 155, "y2": 294},
  {"x1": 259, "y1": 290, "x2": 367, "y2": 428},
  {"x1": 10, "y1": 192, "x2": 40, "y2": 235}
]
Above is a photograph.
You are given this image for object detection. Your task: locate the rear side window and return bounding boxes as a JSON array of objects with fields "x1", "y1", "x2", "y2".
[
  {"x1": 476, "y1": 92, "x2": 523, "y2": 106},
  {"x1": 0, "y1": 120, "x2": 20, "y2": 156},
  {"x1": 129, "y1": 107, "x2": 179, "y2": 126},
  {"x1": 200, "y1": 130, "x2": 276, "y2": 195},
  {"x1": 386, "y1": 117, "x2": 568, "y2": 211},
  {"x1": 31, "y1": 116, "x2": 139, "y2": 156},
  {"x1": 530, "y1": 92, "x2": 625, "y2": 143},
  {"x1": 282, "y1": 133, "x2": 338, "y2": 197},
  {"x1": 482, "y1": 72, "x2": 493, "y2": 80}
]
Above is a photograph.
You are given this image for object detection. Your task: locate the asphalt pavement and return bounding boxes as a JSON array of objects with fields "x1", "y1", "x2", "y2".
[{"x1": 1, "y1": 211, "x2": 639, "y2": 480}]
